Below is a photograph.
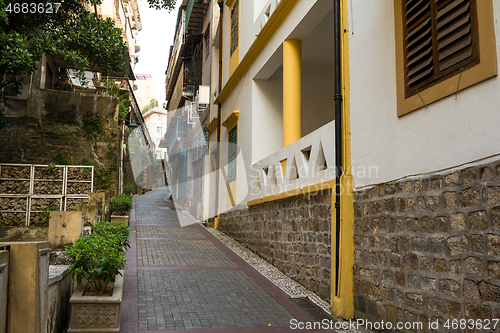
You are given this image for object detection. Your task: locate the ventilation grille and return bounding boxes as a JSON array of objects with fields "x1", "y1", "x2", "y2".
[{"x1": 292, "y1": 297, "x2": 335, "y2": 322}]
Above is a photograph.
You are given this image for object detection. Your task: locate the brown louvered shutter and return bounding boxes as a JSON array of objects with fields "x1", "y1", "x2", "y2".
[{"x1": 403, "y1": 0, "x2": 479, "y2": 97}]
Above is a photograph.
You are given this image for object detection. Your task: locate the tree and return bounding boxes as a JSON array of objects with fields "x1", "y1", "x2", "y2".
[
  {"x1": 0, "y1": 0, "x2": 176, "y2": 100},
  {"x1": 142, "y1": 98, "x2": 159, "y2": 113}
]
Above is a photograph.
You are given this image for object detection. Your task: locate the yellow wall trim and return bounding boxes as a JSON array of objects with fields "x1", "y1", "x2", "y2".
[
  {"x1": 225, "y1": 0, "x2": 235, "y2": 9},
  {"x1": 331, "y1": 0, "x2": 354, "y2": 320},
  {"x1": 215, "y1": 0, "x2": 301, "y2": 105},
  {"x1": 222, "y1": 110, "x2": 239, "y2": 128},
  {"x1": 247, "y1": 180, "x2": 335, "y2": 207}
]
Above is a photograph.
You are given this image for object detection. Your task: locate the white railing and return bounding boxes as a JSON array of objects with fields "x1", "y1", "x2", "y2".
[
  {"x1": 250, "y1": 120, "x2": 335, "y2": 200},
  {"x1": 166, "y1": 11, "x2": 186, "y2": 88}
]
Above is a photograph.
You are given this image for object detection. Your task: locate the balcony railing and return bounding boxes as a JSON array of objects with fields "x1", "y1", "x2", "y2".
[
  {"x1": 253, "y1": 0, "x2": 282, "y2": 37},
  {"x1": 250, "y1": 120, "x2": 335, "y2": 201},
  {"x1": 166, "y1": 10, "x2": 186, "y2": 89}
]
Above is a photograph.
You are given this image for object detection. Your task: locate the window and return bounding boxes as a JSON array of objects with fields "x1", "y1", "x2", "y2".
[
  {"x1": 228, "y1": 125, "x2": 237, "y2": 183},
  {"x1": 204, "y1": 25, "x2": 211, "y2": 60},
  {"x1": 157, "y1": 127, "x2": 162, "y2": 133},
  {"x1": 403, "y1": 0, "x2": 478, "y2": 97},
  {"x1": 395, "y1": 0, "x2": 497, "y2": 116},
  {"x1": 230, "y1": 0, "x2": 239, "y2": 57},
  {"x1": 146, "y1": 86, "x2": 151, "y2": 93}
]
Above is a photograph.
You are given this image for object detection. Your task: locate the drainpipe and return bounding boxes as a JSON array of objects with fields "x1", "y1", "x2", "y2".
[
  {"x1": 214, "y1": 1, "x2": 223, "y2": 229},
  {"x1": 333, "y1": 0, "x2": 343, "y2": 300}
]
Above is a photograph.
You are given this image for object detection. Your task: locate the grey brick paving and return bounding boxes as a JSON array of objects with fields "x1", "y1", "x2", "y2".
[
  {"x1": 134, "y1": 207, "x2": 180, "y2": 226},
  {"x1": 136, "y1": 225, "x2": 205, "y2": 239},
  {"x1": 137, "y1": 239, "x2": 236, "y2": 267},
  {"x1": 138, "y1": 269, "x2": 295, "y2": 330}
]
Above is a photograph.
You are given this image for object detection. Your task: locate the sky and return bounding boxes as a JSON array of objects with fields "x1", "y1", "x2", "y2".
[{"x1": 134, "y1": 0, "x2": 179, "y2": 105}]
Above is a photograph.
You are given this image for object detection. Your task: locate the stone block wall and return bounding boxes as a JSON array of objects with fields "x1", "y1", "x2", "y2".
[
  {"x1": 1, "y1": 89, "x2": 121, "y2": 194},
  {"x1": 218, "y1": 189, "x2": 332, "y2": 301},
  {"x1": 353, "y1": 160, "x2": 500, "y2": 330}
]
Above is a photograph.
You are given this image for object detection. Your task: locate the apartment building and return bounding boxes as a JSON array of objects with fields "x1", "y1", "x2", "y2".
[{"x1": 164, "y1": 0, "x2": 500, "y2": 325}]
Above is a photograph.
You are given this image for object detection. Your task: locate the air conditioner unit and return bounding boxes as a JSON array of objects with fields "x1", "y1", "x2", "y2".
[
  {"x1": 198, "y1": 85, "x2": 210, "y2": 104},
  {"x1": 195, "y1": 86, "x2": 210, "y2": 114}
]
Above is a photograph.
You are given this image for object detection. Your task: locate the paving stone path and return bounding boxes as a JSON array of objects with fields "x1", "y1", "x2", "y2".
[{"x1": 121, "y1": 188, "x2": 336, "y2": 333}]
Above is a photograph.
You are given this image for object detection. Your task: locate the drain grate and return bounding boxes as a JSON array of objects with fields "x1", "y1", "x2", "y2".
[{"x1": 292, "y1": 297, "x2": 335, "y2": 322}]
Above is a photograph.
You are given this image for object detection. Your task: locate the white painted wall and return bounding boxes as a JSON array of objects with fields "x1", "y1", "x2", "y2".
[
  {"x1": 302, "y1": 64, "x2": 334, "y2": 136},
  {"x1": 134, "y1": 77, "x2": 156, "y2": 111},
  {"x1": 252, "y1": 66, "x2": 283, "y2": 163},
  {"x1": 143, "y1": 108, "x2": 168, "y2": 158},
  {"x1": 218, "y1": 0, "x2": 335, "y2": 209},
  {"x1": 253, "y1": 0, "x2": 268, "y2": 21},
  {"x1": 349, "y1": 0, "x2": 500, "y2": 189}
]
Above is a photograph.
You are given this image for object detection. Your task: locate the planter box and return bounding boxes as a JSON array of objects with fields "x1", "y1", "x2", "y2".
[
  {"x1": 68, "y1": 271, "x2": 124, "y2": 333},
  {"x1": 110, "y1": 215, "x2": 129, "y2": 226}
]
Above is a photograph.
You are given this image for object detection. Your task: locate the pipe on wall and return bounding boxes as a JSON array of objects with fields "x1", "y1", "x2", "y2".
[
  {"x1": 333, "y1": 0, "x2": 343, "y2": 298},
  {"x1": 214, "y1": 0, "x2": 223, "y2": 229}
]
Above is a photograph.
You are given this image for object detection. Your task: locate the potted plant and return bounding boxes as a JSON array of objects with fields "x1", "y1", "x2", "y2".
[
  {"x1": 66, "y1": 221, "x2": 130, "y2": 333},
  {"x1": 137, "y1": 181, "x2": 146, "y2": 195},
  {"x1": 109, "y1": 194, "x2": 132, "y2": 225},
  {"x1": 123, "y1": 183, "x2": 134, "y2": 195}
]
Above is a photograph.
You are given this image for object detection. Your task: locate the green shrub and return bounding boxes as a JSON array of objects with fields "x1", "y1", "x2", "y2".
[
  {"x1": 123, "y1": 183, "x2": 134, "y2": 195},
  {"x1": 92, "y1": 221, "x2": 130, "y2": 252},
  {"x1": 137, "y1": 181, "x2": 146, "y2": 188},
  {"x1": 65, "y1": 233, "x2": 127, "y2": 294},
  {"x1": 109, "y1": 194, "x2": 132, "y2": 214},
  {"x1": 41, "y1": 199, "x2": 59, "y2": 221}
]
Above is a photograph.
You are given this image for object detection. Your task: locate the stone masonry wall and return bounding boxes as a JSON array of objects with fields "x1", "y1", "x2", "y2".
[
  {"x1": 1, "y1": 89, "x2": 121, "y2": 194},
  {"x1": 218, "y1": 189, "x2": 332, "y2": 302},
  {"x1": 353, "y1": 160, "x2": 500, "y2": 331}
]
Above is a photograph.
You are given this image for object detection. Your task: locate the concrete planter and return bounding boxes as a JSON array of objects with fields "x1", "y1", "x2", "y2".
[
  {"x1": 68, "y1": 271, "x2": 124, "y2": 333},
  {"x1": 110, "y1": 214, "x2": 129, "y2": 226}
]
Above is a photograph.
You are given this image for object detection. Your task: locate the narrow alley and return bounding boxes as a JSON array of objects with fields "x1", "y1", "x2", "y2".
[{"x1": 119, "y1": 188, "x2": 340, "y2": 333}]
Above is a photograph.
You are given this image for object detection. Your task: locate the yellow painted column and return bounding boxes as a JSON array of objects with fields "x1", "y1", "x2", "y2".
[
  {"x1": 331, "y1": 0, "x2": 354, "y2": 320},
  {"x1": 283, "y1": 39, "x2": 302, "y2": 147}
]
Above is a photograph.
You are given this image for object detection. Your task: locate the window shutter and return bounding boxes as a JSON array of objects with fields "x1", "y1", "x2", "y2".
[
  {"x1": 228, "y1": 125, "x2": 237, "y2": 183},
  {"x1": 403, "y1": 0, "x2": 478, "y2": 97},
  {"x1": 230, "y1": 0, "x2": 239, "y2": 57}
]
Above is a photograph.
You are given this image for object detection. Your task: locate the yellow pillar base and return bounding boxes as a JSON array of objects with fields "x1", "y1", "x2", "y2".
[
  {"x1": 214, "y1": 216, "x2": 219, "y2": 230},
  {"x1": 331, "y1": 174, "x2": 354, "y2": 320}
]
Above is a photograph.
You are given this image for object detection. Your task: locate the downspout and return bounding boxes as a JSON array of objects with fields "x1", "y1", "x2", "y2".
[
  {"x1": 214, "y1": 0, "x2": 223, "y2": 229},
  {"x1": 333, "y1": 0, "x2": 342, "y2": 305},
  {"x1": 119, "y1": 123, "x2": 124, "y2": 194}
]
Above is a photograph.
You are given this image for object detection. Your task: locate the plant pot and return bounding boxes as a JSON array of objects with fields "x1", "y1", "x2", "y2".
[
  {"x1": 137, "y1": 188, "x2": 143, "y2": 195},
  {"x1": 110, "y1": 214, "x2": 129, "y2": 226},
  {"x1": 68, "y1": 271, "x2": 124, "y2": 333}
]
